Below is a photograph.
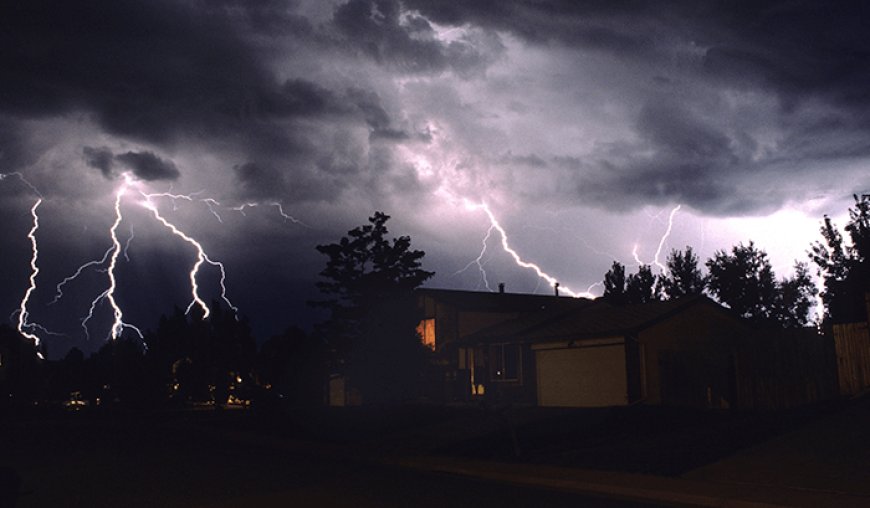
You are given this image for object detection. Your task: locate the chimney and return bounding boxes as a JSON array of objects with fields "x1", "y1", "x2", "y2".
[
  {"x1": 554, "y1": 282, "x2": 560, "y2": 297},
  {"x1": 498, "y1": 282, "x2": 505, "y2": 294}
]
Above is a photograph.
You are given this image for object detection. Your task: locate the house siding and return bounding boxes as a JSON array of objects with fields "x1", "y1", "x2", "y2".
[{"x1": 639, "y1": 304, "x2": 747, "y2": 408}]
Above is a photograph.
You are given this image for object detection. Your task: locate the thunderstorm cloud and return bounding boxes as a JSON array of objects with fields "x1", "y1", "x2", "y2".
[{"x1": 2, "y1": 0, "x2": 870, "y2": 353}]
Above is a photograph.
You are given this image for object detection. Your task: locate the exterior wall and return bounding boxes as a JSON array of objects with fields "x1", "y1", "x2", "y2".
[
  {"x1": 419, "y1": 294, "x2": 529, "y2": 402},
  {"x1": 533, "y1": 338, "x2": 628, "y2": 407},
  {"x1": 479, "y1": 343, "x2": 538, "y2": 405},
  {"x1": 639, "y1": 304, "x2": 746, "y2": 408},
  {"x1": 418, "y1": 295, "x2": 522, "y2": 352}
]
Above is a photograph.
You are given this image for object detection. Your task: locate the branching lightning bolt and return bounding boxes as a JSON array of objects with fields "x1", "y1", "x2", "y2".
[
  {"x1": 632, "y1": 204, "x2": 681, "y2": 272},
  {"x1": 453, "y1": 223, "x2": 495, "y2": 291},
  {"x1": 141, "y1": 194, "x2": 238, "y2": 319},
  {"x1": 231, "y1": 202, "x2": 307, "y2": 226},
  {"x1": 50, "y1": 247, "x2": 113, "y2": 305},
  {"x1": 463, "y1": 200, "x2": 595, "y2": 298}
]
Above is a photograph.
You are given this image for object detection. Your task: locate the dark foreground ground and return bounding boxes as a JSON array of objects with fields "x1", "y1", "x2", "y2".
[{"x1": 2, "y1": 396, "x2": 869, "y2": 507}]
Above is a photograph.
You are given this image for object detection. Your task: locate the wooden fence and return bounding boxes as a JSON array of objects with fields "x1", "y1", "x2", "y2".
[
  {"x1": 735, "y1": 327, "x2": 839, "y2": 410},
  {"x1": 832, "y1": 322, "x2": 870, "y2": 396}
]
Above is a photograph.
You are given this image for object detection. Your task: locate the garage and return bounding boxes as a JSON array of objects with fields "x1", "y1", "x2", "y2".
[{"x1": 534, "y1": 340, "x2": 628, "y2": 407}]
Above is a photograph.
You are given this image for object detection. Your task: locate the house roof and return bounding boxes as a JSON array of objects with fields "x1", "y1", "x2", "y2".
[
  {"x1": 416, "y1": 287, "x2": 596, "y2": 314},
  {"x1": 461, "y1": 295, "x2": 736, "y2": 344}
]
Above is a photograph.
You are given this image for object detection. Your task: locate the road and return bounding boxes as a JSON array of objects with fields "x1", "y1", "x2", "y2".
[{"x1": 2, "y1": 412, "x2": 662, "y2": 508}]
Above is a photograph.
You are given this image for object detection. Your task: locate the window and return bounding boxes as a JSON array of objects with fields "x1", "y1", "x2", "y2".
[
  {"x1": 416, "y1": 318, "x2": 435, "y2": 350},
  {"x1": 491, "y1": 344, "x2": 521, "y2": 382}
]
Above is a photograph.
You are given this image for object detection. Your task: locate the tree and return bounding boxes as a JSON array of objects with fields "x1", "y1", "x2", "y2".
[
  {"x1": 707, "y1": 242, "x2": 816, "y2": 327},
  {"x1": 626, "y1": 264, "x2": 660, "y2": 303},
  {"x1": 312, "y1": 212, "x2": 434, "y2": 403},
  {"x1": 659, "y1": 246, "x2": 706, "y2": 299},
  {"x1": 773, "y1": 262, "x2": 818, "y2": 328},
  {"x1": 602, "y1": 261, "x2": 627, "y2": 304},
  {"x1": 706, "y1": 242, "x2": 778, "y2": 321},
  {"x1": 809, "y1": 194, "x2": 870, "y2": 323},
  {"x1": 256, "y1": 327, "x2": 329, "y2": 408}
]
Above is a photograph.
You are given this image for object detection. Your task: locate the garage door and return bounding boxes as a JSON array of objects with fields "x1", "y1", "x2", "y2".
[{"x1": 536, "y1": 345, "x2": 627, "y2": 407}]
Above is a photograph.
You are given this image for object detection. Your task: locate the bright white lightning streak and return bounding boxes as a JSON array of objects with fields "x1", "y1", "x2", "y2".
[
  {"x1": 141, "y1": 197, "x2": 238, "y2": 319},
  {"x1": 653, "y1": 205, "x2": 681, "y2": 272},
  {"x1": 453, "y1": 223, "x2": 495, "y2": 291},
  {"x1": 464, "y1": 200, "x2": 595, "y2": 298},
  {"x1": 16, "y1": 199, "x2": 45, "y2": 356},
  {"x1": 105, "y1": 176, "x2": 142, "y2": 340},
  {"x1": 49, "y1": 246, "x2": 113, "y2": 305},
  {"x1": 2, "y1": 172, "x2": 51, "y2": 358},
  {"x1": 632, "y1": 205, "x2": 681, "y2": 272}
]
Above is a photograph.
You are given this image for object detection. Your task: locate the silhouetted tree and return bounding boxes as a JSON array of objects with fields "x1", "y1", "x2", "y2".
[
  {"x1": 602, "y1": 261, "x2": 627, "y2": 304},
  {"x1": 707, "y1": 242, "x2": 816, "y2": 327},
  {"x1": 659, "y1": 247, "x2": 706, "y2": 299},
  {"x1": 312, "y1": 211, "x2": 434, "y2": 404},
  {"x1": 86, "y1": 337, "x2": 149, "y2": 406},
  {"x1": 0, "y1": 324, "x2": 43, "y2": 406},
  {"x1": 143, "y1": 303, "x2": 256, "y2": 406},
  {"x1": 256, "y1": 327, "x2": 328, "y2": 407},
  {"x1": 626, "y1": 264, "x2": 661, "y2": 303},
  {"x1": 773, "y1": 262, "x2": 818, "y2": 328},
  {"x1": 706, "y1": 242, "x2": 778, "y2": 321},
  {"x1": 810, "y1": 194, "x2": 870, "y2": 323}
]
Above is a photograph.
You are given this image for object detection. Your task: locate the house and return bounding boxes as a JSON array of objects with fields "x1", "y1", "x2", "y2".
[
  {"x1": 456, "y1": 295, "x2": 753, "y2": 409},
  {"x1": 415, "y1": 287, "x2": 595, "y2": 401}
]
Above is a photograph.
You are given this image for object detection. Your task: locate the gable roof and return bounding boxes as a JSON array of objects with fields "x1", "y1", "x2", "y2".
[
  {"x1": 417, "y1": 287, "x2": 596, "y2": 314},
  {"x1": 461, "y1": 295, "x2": 741, "y2": 344}
]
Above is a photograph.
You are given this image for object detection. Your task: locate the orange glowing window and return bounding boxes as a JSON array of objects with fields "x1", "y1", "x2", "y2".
[{"x1": 416, "y1": 318, "x2": 435, "y2": 350}]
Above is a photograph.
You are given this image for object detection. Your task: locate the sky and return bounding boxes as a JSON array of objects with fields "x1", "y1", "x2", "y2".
[{"x1": 2, "y1": 0, "x2": 869, "y2": 358}]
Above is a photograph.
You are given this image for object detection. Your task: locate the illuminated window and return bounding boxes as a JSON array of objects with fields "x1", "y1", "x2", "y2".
[
  {"x1": 491, "y1": 344, "x2": 520, "y2": 382},
  {"x1": 416, "y1": 318, "x2": 436, "y2": 350}
]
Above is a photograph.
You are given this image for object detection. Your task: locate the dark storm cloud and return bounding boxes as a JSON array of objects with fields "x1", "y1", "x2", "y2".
[
  {"x1": 234, "y1": 161, "x2": 337, "y2": 202},
  {"x1": 408, "y1": 0, "x2": 870, "y2": 214},
  {"x1": 0, "y1": 0, "x2": 430, "y2": 205},
  {"x1": 116, "y1": 151, "x2": 180, "y2": 181},
  {"x1": 0, "y1": 1, "x2": 348, "y2": 172},
  {"x1": 0, "y1": 1, "x2": 266, "y2": 142},
  {"x1": 348, "y1": 88, "x2": 410, "y2": 140},
  {"x1": 332, "y1": 0, "x2": 503, "y2": 75},
  {"x1": 82, "y1": 147, "x2": 115, "y2": 178},
  {"x1": 404, "y1": 0, "x2": 657, "y2": 54},
  {"x1": 566, "y1": 100, "x2": 759, "y2": 214}
]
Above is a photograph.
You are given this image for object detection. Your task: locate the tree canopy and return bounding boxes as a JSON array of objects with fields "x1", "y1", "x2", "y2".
[
  {"x1": 706, "y1": 242, "x2": 816, "y2": 327},
  {"x1": 810, "y1": 194, "x2": 870, "y2": 323},
  {"x1": 659, "y1": 247, "x2": 705, "y2": 299},
  {"x1": 312, "y1": 211, "x2": 434, "y2": 403}
]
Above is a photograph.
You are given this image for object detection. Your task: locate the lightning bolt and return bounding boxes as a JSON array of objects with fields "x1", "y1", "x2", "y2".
[
  {"x1": 78, "y1": 174, "x2": 144, "y2": 340},
  {"x1": 49, "y1": 246, "x2": 113, "y2": 305},
  {"x1": 231, "y1": 202, "x2": 307, "y2": 226},
  {"x1": 16, "y1": 199, "x2": 45, "y2": 355},
  {"x1": 463, "y1": 200, "x2": 595, "y2": 298},
  {"x1": 453, "y1": 222, "x2": 495, "y2": 291},
  {"x1": 632, "y1": 204, "x2": 681, "y2": 272},
  {"x1": 1, "y1": 172, "x2": 52, "y2": 358},
  {"x1": 123, "y1": 227, "x2": 135, "y2": 261},
  {"x1": 141, "y1": 194, "x2": 238, "y2": 319}
]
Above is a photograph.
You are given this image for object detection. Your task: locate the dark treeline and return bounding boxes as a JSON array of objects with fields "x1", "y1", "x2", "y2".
[
  {"x1": 0, "y1": 304, "x2": 328, "y2": 411},
  {"x1": 601, "y1": 194, "x2": 870, "y2": 329}
]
